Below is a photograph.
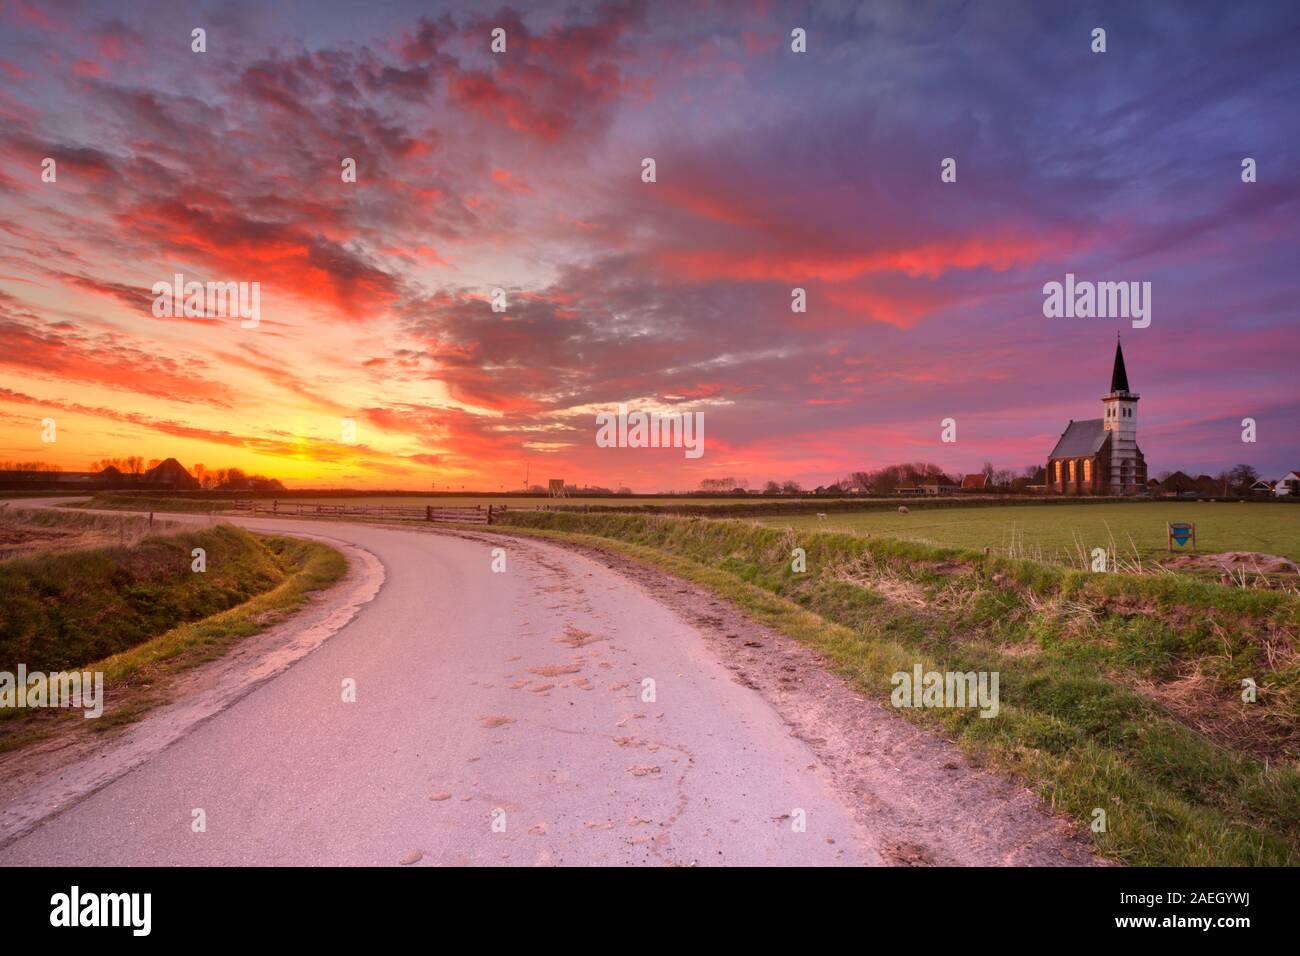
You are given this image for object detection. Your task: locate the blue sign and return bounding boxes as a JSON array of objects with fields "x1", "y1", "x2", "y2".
[{"x1": 1170, "y1": 523, "x2": 1193, "y2": 547}]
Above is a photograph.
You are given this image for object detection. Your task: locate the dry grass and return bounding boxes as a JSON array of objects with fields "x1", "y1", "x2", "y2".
[
  {"x1": 0, "y1": 505, "x2": 169, "y2": 560},
  {"x1": 1125, "y1": 669, "x2": 1300, "y2": 758}
]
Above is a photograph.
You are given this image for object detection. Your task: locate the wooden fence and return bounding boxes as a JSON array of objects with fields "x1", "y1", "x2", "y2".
[{"x1": 229, "y1": 500, "x2": 502, "y2": 525}]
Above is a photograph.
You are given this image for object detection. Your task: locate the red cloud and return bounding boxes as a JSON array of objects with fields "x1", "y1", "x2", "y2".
[
  {"x1": 658, "y1": 232, "x2": 1058, "y2": 284},
  {"x1": 118, "y1": 201, "x2": 401, "y2": 320}
]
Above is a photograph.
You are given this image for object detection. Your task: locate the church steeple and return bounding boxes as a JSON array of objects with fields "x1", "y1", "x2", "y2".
[
  {"x1": 1101, "y1": 337, "x2": 1141, "y2": 494},
  {"x1": 1110, "y1": 337, "x2": 1130, "y2": 394}
]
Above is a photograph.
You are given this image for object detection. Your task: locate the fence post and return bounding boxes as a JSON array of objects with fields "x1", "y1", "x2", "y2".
[
  {"x1": 487, "y1": 505, "x2": 494, "y2": 525},
  {"x1": 426, "y1": 505, "x2": 432, "y2": 522}
]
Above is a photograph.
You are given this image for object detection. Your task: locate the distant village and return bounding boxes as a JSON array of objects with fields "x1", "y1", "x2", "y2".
[
  {"x1": 686, "y1": 463, "x2": 1298, "y2": 499},
  {"x1": 0, "y1": 457, "x2": 284, "y2": 492},
  {"x1": 0, "y1": 457, "x2": 1294, "y2": 501}
]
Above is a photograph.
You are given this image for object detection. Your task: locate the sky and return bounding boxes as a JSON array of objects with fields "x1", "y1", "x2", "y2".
[{"x1": 0, "y1": 0, "x2": 1296, "y2": 491}]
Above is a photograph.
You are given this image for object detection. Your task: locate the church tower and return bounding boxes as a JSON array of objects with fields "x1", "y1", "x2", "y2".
[{"x1": 1101, "y1": 338, "x2": 1140, "y2": 494}]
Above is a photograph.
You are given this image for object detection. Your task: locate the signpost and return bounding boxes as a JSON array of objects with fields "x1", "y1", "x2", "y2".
[{"x1": 1167, "y1": 522, "x2": 1195, "y2": 551}]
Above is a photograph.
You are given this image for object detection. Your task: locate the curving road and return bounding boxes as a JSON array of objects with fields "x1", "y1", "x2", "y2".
[{"x1": 0, "y1": 508, "x2": 881, "y2": 866}]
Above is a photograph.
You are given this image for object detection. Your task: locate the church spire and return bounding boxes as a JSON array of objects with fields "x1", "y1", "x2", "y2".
[{"x1": 1110, "y1": 336, "x2": 1130, "y2": 394}]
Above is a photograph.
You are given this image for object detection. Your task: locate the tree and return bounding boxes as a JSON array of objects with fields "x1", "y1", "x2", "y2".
[
  {"x1": 1192, "y1": 474, "x2": 1219, "y2": 495},
  {"x1": 1222, "y1": 463, "x2": 1260, "y2": 493},
  {"x1": 1, "y1": 460, "x2": 62, "y2": 472},
  {"x1": 780, "y1": 479, "x2": 803, "y2": 494},
  {"x1": 699, "y1": 477, "x2": 738, "y2": 493},
  {"x1": 870, "y1": 466, "x2": 902, "y2": 494},
  {"x1": 762, "y1": 480, "x2": 781, "y2": 495}
]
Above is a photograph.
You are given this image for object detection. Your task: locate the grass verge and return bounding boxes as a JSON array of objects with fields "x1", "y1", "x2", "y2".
[
  {"x1": 493, "y1": 510, "x2": 1300, "y2": 866},
  {"x1": 2, "y1": 524, "x2": 285, "y2": 670}
]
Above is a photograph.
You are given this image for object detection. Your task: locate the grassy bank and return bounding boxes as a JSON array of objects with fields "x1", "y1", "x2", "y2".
[
  {"x1": 0, "y1": 525, "x2": 346, "y2": 746},
  {"x1": 85, "y1": 533, "x2": 346, "y2": 731},
  {"x1": 496, "y1": 510, "x2": 1300, "y2": 866},
  {"x1": 0, "y1": 524, "x2": 287, "y2": 672}
]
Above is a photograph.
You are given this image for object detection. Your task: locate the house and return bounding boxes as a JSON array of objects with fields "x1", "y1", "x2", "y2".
[
  {"x1": 961, "y1": 473, "x2": 988, "y2": 492},
  {"x1": 1275, "y1": 471, "x2": 1300, "y2": 497},
  {"x1": 1160, "y1": 471, "x2": 1194, "y2": 495},
  {"x1": 141, "y1": 458, "x2": 200, "y2": 489},
  {"x1": 1250, "y1": 478, "x2": 1276, "y2": 495},
  {"x1": 920, "y1": 475, "x2": 958, "y2": 495},
  {"x1": 1045, "y1": 339, "x2": 1147, "y2": 495},
  {"x1": 0, "y1": 463, "x2": 128, "y2": 491}
]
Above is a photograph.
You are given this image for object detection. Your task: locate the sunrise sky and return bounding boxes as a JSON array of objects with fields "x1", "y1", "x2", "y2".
[{"x1": 0, "y1": 0, "x2": 1296, "y2": 491}]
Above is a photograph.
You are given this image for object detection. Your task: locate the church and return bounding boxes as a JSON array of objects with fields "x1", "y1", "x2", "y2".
[{"x1": 1045, "y1": 340, "x2": 1147, "y2": 495}]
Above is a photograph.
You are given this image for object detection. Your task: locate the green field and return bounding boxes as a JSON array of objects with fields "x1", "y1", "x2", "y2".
[{"x1": 757, "y1": 502, "x2": 1300, "y2": 567}]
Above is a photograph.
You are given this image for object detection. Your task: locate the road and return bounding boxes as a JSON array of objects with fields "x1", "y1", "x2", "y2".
[{"x1": 0, "y1": 508, "x2": 881, "y2": 866}]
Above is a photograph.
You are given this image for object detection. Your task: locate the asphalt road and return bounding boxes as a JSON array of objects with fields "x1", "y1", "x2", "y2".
[{"x1": 0, "y1": 509, "x2": 879, "y2": 866}]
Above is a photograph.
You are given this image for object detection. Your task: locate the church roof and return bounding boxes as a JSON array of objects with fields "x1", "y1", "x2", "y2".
[
  {"x1": 1049, "y1": 419, "x2": 1111, "y2": 459},
  {"x1": 1110, "y1": 339, "x2": 1130, "y2": 393}
]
